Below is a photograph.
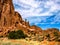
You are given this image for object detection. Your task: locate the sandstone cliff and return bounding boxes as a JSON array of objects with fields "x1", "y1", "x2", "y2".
[
  {"x1": 0, "y1": 0, "x2": 42, "y2": 36},
  {"x1": 0, "y1": 0, "x2": 60, "y2": 42}
]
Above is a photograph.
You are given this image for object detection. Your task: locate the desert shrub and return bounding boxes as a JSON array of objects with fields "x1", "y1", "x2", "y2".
[
  {"x1": 37, "y1": 35, "x2": 44, "y2": 42},
  {"x1": 46, "y1": 34, "x2": 50, "y2": 41},
  {"x1": 54, "y1": 32, "x2": 60, "y2": 41},
  {"x1": 0, "y1": 36, "x2": 3, "y2": 38},
  {"x1": 54, "y1": 32, "x2": 58, "y2": 36},
  {"x1": 38, "y1": 37, "x2": 44, "y2": 42},
  {"x1": 8, "y1": 30, "x2": 27, "y2": 39}
]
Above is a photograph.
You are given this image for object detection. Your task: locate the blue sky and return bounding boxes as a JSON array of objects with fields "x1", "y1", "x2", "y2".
[{"x1": 13, "y1": 0, "x2": 60, "y2": 30}]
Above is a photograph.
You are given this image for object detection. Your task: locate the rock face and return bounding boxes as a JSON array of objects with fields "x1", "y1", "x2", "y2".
[
  {"x1": 0, "y1": 0, "x2": 24, "y2": 28},
  {"x1": 0, "y1": 0, "x2": 59, "y2": 40},
  {"x1": 0, "y1": 0, "x2": 14, "y2": 27},
  {"x1": 0, "y1": 0, "x2": 42, "y2": 36}
]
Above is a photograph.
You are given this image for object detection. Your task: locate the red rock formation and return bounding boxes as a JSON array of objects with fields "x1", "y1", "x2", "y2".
[
  {"x1": 0, "y1": 0, "x2": 42, "y2": 36},
  {"x1": 0, "y1": 0, "x2": 59, "y2": 40},
  {"x1": 0, "y1": 0, "x2": 14, "y2": 27}
]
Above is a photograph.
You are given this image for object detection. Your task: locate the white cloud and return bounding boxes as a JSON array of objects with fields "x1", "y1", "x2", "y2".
[{"x1": 13, "y1": 0, "x2": 60, "y2": 18}]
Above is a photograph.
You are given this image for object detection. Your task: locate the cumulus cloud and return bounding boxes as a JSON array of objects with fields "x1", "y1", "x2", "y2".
[
  {"x1": 13, "y1": 0, "x2": 60, "y2": 18},
  {"x1": 12, "y1": 0, "x2": 60, "y2": 30}
]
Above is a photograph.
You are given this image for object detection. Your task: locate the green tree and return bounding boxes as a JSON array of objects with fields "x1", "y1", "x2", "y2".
[{"x1": 8, "y1": 30, "x2": 27, "y2": 39}]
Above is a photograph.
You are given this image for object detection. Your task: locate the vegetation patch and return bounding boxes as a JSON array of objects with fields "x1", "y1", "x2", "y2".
[{"x1": 8, "y1": 30, "x2": 27, "y2": 39}]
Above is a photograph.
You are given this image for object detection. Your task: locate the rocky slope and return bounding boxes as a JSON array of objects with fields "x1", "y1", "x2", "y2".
[
  {"x1": 0, "y1": 0, "x2": 42, "y2": 36},
  {"x1": 0, "y1": 0, "x2": 60, "y2": 42}
]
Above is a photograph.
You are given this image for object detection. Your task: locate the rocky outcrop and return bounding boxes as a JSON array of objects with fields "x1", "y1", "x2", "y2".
[
  {"x1": 42, "y1": 28, "x2": 60, "y2": 41},
  {"x1": 0, "y1": 0, "x2": 42, "y2": 36},
  {"x1": 0, "y1": 0, "x2": 14, "y2": 27},
  {"x1": 0, "y1": 0, "x2": 60, "y2": 41}
]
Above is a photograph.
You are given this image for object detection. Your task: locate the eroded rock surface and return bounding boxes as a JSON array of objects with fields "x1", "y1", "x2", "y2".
[
  {"x1": 0, "y1": 0, "x2": 42, "y2": 36},
  {"x1": 0, "y1": 0, "x2": 60, "y2": 42}
]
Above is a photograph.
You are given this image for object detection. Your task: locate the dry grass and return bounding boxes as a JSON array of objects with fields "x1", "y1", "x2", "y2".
[{"x1": 0, "y1": 38, "x2": 60, "y2": 45}]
